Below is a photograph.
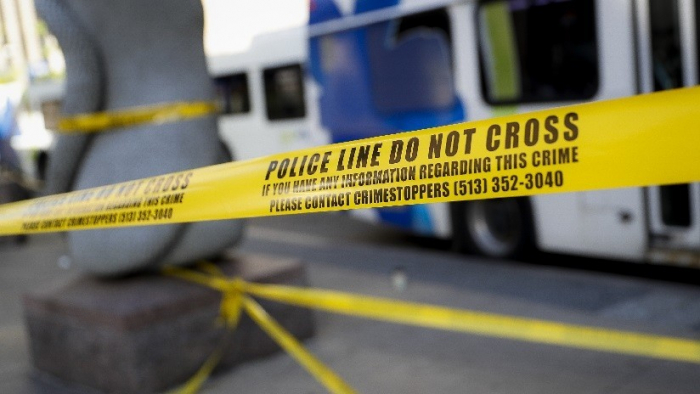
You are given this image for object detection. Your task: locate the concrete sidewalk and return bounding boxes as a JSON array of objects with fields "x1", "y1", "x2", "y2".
[{"x1": 0, "y1": 234, "x2": 83, "y2": 393}]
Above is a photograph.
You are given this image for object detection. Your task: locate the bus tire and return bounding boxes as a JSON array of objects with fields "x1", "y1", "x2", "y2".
[
  {"x1": 0, "y1": 182, "x2": 30, "y2": 246},
  {"x1": 36, "y1": 151, "x2": 49, "y2": 182},
  {"x1": 451, "y1": 197, "x2": 534, "y2": 259}
]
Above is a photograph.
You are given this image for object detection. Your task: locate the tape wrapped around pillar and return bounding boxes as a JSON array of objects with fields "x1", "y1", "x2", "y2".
[{"x1": 34, "y1": 0, "x2": 244, "y2": 276}]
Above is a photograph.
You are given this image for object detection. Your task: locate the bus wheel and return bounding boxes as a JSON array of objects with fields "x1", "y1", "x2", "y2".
[
  {"x1": 451, "y1": 198, "x2": 533, "y2": 259},
  {"x1": 36, "y1": 151, "x2": 49, "y2": 182}
]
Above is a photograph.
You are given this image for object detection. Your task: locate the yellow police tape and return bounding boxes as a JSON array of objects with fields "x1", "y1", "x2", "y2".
[
  {"x1": 162, "y1": 263, "x2": 700, "y2": 394},
  {"x1": 57, "y1": 101, "x2": 219, "y2": 133},
  {"x1": 2, "y1": 86, "x2": 700, "y2": 234},
  {"x1": 164, "y1": 263, "x2": 358, "y2": 394}
]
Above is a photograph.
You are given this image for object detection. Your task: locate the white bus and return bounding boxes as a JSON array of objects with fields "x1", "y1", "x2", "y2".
[
  {"x1": 208, "y1": 27, "x2": 329, "y2": 161},
  {"x1": 282, "y1": 0, "x2": 698, "y2": 267}
]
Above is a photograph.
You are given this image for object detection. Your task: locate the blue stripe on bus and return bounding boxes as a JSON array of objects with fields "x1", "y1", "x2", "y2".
[
  {"x1": 308, "y1": 8, "x2": 465, "y2": 235},
  {"x1": 309, "y1": 0, "x2": 343, "y2": 25},
  {"x1": 355, "y1": 0, "x2": 401, "y2": 14},
  {"x1": 378, "y1": 205, "x2": 435, "y2": 235}
]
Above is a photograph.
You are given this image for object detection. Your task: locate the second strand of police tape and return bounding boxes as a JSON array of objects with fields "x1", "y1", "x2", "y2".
[
  {"x1": 163, "y1": 263, "x2": 700, "y2": 394},
  {"x1": 57, "y1": 101, "x2": 220, "y2": 133}
]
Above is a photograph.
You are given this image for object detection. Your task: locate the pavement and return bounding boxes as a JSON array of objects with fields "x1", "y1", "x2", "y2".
[{"x1": 2, "y1": 212, "x2": 700, "y2": 393}]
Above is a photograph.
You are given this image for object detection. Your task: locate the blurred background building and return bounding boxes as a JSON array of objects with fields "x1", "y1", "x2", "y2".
[
  {"x1": 1, "y1": 0, "x2": 306, "y2": 83},
  {"x1": 0, "y1": 0, "x2": 64, "y2": 83}
]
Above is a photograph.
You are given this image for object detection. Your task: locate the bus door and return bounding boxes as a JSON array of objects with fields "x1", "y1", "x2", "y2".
[
  {"x1": 636, "y1": 0, "x2": 700, "y2": 260},
  {"x1": 474, "y1": 0, "x2": 647, "y2": 260}
]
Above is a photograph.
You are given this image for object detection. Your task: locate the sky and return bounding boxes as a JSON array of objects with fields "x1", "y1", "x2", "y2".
[{"x1": 202, "y1": 0, "x2": 309, "y2": 55}]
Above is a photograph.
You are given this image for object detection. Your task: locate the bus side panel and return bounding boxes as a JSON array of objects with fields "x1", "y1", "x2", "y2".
[
  {"x1": 309, "y1": 7, "x2": 465, "y2": 235},
  {"x1": 533, "y1": 190, "x2": 646, "y2": 261},
  {"x1": 309, "y1": 29, "x2": 400, "y2": 143}
]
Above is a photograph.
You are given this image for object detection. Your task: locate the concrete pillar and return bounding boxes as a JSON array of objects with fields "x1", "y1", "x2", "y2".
[
  {"x1": 16, "y1": 0, "x2": 42, "y2": 66},
  {"x1": 0, "y1": 0, "x2": 24, "y2": 73}
]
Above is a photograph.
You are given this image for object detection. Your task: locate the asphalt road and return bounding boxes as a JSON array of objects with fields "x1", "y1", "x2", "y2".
[
  {"x1": 1, "y1": 212, "x2": 700, "y2": 393},
  {"x1": 222, "y1": 213, "x2": 700, "y2": 394}
]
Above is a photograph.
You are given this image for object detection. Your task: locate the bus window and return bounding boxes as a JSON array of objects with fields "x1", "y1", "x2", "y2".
[
  {"x1": 697, "y1": 0, "x2": 700, "y2": 82},
  {"x1": 367, "y1": 9, "x2": 456, "y2": 115},
  {"x1": 214, "y1": 73, "x2": 251, "y2": 115},
  {"x1": 263, "y1": 64, "x2": 306, "y2": 120},
  {"x1": 478, "y1": 0, "x2": 598, "y2": 103},
  {"x1": 649, "y1": 0, "x2": 690, "y2": 227},
  {"x1": 650, "y1": 0, "x2": 683, "y2": 91}
]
